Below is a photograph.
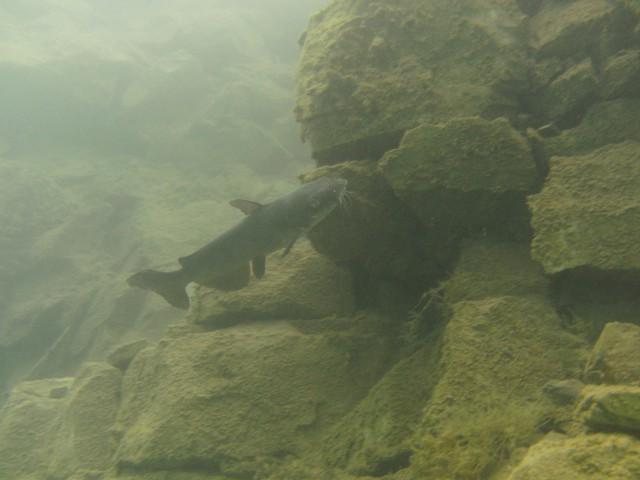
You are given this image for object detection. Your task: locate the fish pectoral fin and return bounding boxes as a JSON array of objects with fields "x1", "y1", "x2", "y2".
[
  {"x1": 282, "y1": 238, "x2": 297, "y2": 257},
  {"x1": 252, "y1": 255, "x2": 266, "y2": 279},
  {"x1": 229, "y1": 199, "x2": 264, "y2": 216}
]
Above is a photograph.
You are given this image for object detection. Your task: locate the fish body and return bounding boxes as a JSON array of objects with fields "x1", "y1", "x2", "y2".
[{"x1": 127, "y1": 177, "x2": 347, "y2": 309}]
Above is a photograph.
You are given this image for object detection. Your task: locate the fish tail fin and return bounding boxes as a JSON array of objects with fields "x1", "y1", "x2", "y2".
[{"x1": 127, "y1": 269, "x2": 190, "y2": 310}]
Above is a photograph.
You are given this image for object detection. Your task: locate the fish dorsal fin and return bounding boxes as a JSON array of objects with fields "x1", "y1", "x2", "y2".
[{"x1": 230, "y1": 199, "x2": 264, "y2": 216}]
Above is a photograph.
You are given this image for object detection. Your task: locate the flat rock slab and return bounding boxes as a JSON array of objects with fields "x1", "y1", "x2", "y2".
[
  {"x1": 529, "y1": 141, "x2": 640, "y2": 274},
  {"x1": 380, "y1": 116, "x2": 537, "y2": 231},
  {"x1": 508, "y1": 432, "x2": 640, "y2": 479},
  {"x1": 584, "y1": 322, "x2": 640, "y2": 386},
  {"x1": 577, "y1": 385, "x2": 640, "y2": 432},
  {"x1": 189, "y1": 240, "x2": 354, "y2": 327},
  {"x1": 114, "y1": 322, "x2": 388, "y2": 477}
]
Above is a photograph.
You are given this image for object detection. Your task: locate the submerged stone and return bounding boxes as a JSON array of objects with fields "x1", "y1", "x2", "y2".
[
  {"x1": 602, "y1": 49, "x2": 640, "y2": 99},
  {"x1": 508, "y1": 432, "x2": 640, "y2": 479},
  {"x1": 529, "y1": 141, "x2": 640, "y2": 274},
  {"x1": 380, "y1": 117, "x2": 537, "y2": 235},
  {"x1": 584, "y1": 322, "x2": 640, "y2": 386},
  {"x1": 545, "y1": 99, "x2": 640, "y2": 157},
  {"x1": 577, "y1": 385, "x2": 640, "y2": 432},
  {"x1": 296, "y1": 0, "x2": 529, "y2": 161}
]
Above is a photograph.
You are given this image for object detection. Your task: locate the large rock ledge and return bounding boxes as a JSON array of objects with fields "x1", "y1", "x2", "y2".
[{"x1": 529, "y1": 141, "x2": 640, "y2": 274}]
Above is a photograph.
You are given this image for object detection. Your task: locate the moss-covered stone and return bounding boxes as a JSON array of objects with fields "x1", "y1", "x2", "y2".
[
  {"x1": 508, "y1": 432, "x2": 640, "y2": 479},
  {"x1": 531, "y1": 58, "x2": 600, "y2": 123},
  {"x1": 584, "y1": 322, "x2": 640, "y2": 386},
  {"x1": 48, "y1": 362, "x2": 122, "y2": 479},
  {"x1": 107, "y1": 340, "x2": 150, "y2": 371},
  {"x1": 577, "y1": 385, "x2": 640, "y2": 432},
  {"x1": 443, "y1": 239, "x2": 548, "y2": 304},
  {"x1": 321, "y1": 346, "x2": 439, "y2": 477},
  {"x1": 0, "y1": 377, "x2": 74, "y2": 480},
  {"x1": 545, "y1": 99, "x2": 640, "y2": 157},
  {"x1": 380, "y1": 117, "x2": 537, "y2": 235},
  {"x1": 407, "y1": 239, "x2": 584, "y2": 479},
  {"x1": 303, "y1": 161, "x2": 451, "y2": 292},
  {"x1": 114, "y1": 322, "x2": 392, "y2": 478},
  {"x1": 188, "y1": 240, "x2": 354, "y2": 327},
  {"x1": 602, "y1": 49, "x2": 640, "y2": 99},
  {"x1": 296, "y1": 0, "x2": 529, "y2": 161},
  {"x1": 529, "y1": 141, "x2": 640, "y2": 274},
  {"x1": 529, "y1": 0, "x2": 636, "y2": 59}
]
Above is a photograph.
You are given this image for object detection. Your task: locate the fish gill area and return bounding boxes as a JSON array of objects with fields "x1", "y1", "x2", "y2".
[{"x1": 2, "y1": 1, "x2": 640, "y2": 479}]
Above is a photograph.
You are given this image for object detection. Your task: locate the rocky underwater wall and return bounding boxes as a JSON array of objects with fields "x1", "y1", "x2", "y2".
[{"x1": 3, "y1": 0, "x2": 640, "y2": 479}]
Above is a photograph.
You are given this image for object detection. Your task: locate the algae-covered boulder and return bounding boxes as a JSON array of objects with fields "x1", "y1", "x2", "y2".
[
  {"x1": 508, "y1": 433, "x2": 640, "y2": 479},
  {"x1": 0, "y1": 377, "x2": 74, "y2": 480},
  {"x1": 443, "y1": 239, "x2": 548, "y2": 304},
  {"x1": 528, "y1": 0, "x2": 636, "y2": 59},
  {"x1": 296, "y1": 0, "x2": 529, "y2": 161},
  {"x1": 408, "y1": 239, "x2": 584, "y2": 479},
  {"x1": 584, "y1": 322, "x2": 640, "y2": 386},
  {"x1": 380, "y1": 117, "x2": 537, "y2": 235},
  {"x1": 189, "y1": 240, "x2": 354, "y2": 327},
  {"x1": 530, "y1": 58, "x2": 600, "y2": 124},
  {"x1": 48, "y1": 362, "x2": 122, "y2": 479},
  {"x1": 577, "y1": 385, "x2": 640, "y2": 432},
  {"x1": 114, "y1": 322, "x2": 391, "y2": 478},
  {"x1": 529, "y1": 141, "x2": 640, "y2": 274},
  {"x1": 303, "y1": 162, "x2": 450, "y2": 290},
  {"x1": 321, "y1": 346, "x2": 439, "y2": 477},
  {"x1": 545, "y1": 99, "x2": 640, "y2": 157},
  {"x1": 602, "y1": 49, "x2": 640, "y2": 99}
]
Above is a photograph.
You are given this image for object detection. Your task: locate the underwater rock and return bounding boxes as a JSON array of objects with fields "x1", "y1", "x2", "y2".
[
  {"x1": 529, "y1": 141, "x2": 640, "y2": 274},
  {"x1": 303, "y1": 161, "x2": 450, "y2": 293},
  {"x1": 443, "y1": 239, "x2": 548, "y2": 304},
  {"x1": 530, "y1": 58, "x2": 600, "y2": 125},
  {"x1": 508, "y1": 432, "x2": 640, "y2": 479},
  {"x1": 114, "y1": 321, "x2": 391, "y2": 477},
  {"x1": 602, "y1": 49, "x2": 640, "y2": 99},
  {"x1": 584, "y1": 322, "x2": 640, "y2": 386},
  {"x1": 0, "y1": 377, "x2": 74, "y2": 480},
  {"x1": 48, "y1": 362, "x2": 122, "y2": 479},
  {"x1": 380, "y1": 117, "x2": 537, "y2": 236},
  {"x1": 107, "y1": 340, "x2": 150, "y2": 371},
  {"x1": 528, "y1": 0, "x2": 636, "y2": 59},
  {"x1": 542, "y1": 379, "x2": 585, "y2": 405},
  {"x1": 409, "y1": 238, "x2": 584, "y2": 478},
  {"x1": 545, "y1": 99, "x2": 640, "y2": 157},
  {"x1": 296, "y1": 0, "x2": 529, "y2": 162},
  {"x1": 577, "y1": 385, "x2": 640, "y2": 432},
  {"x1": 321, "y1": 346, "x2": 438, "y2": 476},
  {"x1": 189, "y1": 240, "x2": 354, "y2": 327}
]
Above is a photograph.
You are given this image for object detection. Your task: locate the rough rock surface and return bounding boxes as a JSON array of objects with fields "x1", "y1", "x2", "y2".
[
  {"x1": 584, "y1": 322, "x2": 640, "y2": 385},
  {"x1": 48, "y1": 363, "x2": 122, "y2": 479},
  {"x1": 545, "y1": 99, "x2": 640, "y2": 157},
  {"x1": 531, "y1": 58, "x2": 599, "y2": 124},
  {"x1": 529, "y1": 141, "x2": 640, "y2": 274},
  {"x1": 410, "y1": 239, "x2": 584, "y2": 479},
  {"x1": 0, "y1": 377, "x2": 74, "y2": 480},
  {"x1": 296, "y1": 0, "x2": 529, "y2": 161},
  {"x1": 528, "y1": 0, "x2": 635, "y2": 59},
  {"x1": 114, "y1": 321, "x2": 392, "y2": 478},
  {"x1": 380, "y1": 117, "x2": 537, "y2": 236},
  {"x1": 508, "y1": 433, "x2": 640, "y2": 479},
  {"x1": 602, "y1": 49, "x2": 640, "y2": 99},
  {"x1": 189, "y1": 240, "x2": 354, "y2": 327},
  {"x1": 577, "y1": 385, "x2": 640, "y2": 433}
]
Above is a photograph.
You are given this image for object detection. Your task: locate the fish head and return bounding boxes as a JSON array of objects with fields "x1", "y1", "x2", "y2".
[{"x1": 288, "y1": 176, "x2": 348, "y2": 229}]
